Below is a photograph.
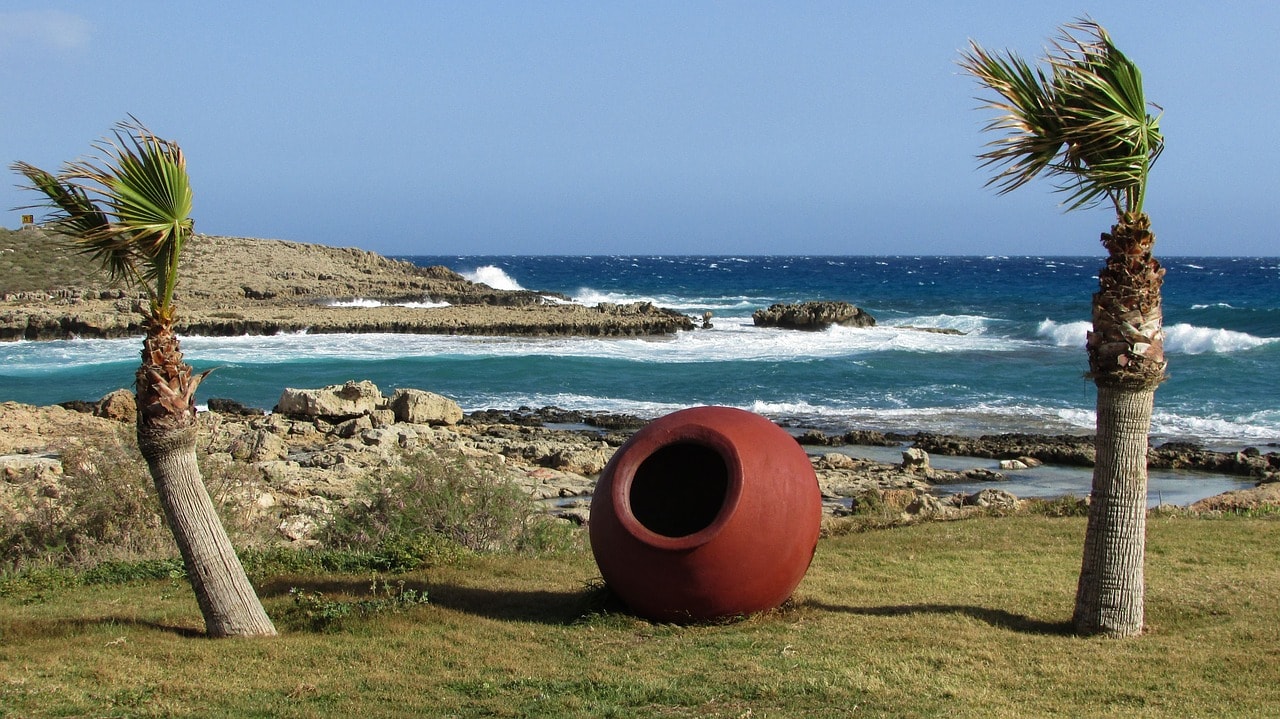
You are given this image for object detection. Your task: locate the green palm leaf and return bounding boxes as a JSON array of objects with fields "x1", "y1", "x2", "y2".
[
  {"x1": 11, "y1": 118, "x2": 194, "y2": 312},
  {"x1": 960, "y1": 19, "x2": 1163, "y2": 217}
]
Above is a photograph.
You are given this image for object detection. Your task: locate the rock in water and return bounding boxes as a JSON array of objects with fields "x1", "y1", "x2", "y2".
[{"x1": 751, "y1": 301, "x2": 876, "y2": 330}]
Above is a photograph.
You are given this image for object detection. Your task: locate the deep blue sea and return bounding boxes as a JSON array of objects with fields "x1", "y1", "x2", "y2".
[{"x1": 3, "y1": 255, "x2": 1278, "y2": 455}]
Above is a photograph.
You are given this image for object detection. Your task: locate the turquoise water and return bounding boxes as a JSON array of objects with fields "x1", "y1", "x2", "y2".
[{"x1": 2, "y1": 255, "x2": 1277, "y2": 449}]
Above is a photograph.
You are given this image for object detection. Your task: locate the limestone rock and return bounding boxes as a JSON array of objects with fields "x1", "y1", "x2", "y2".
[
  {"x1": 545, "y1": 446, "x2": 611, "y2": 476},
  {"x1": 901, "y1": 447, "x2": 931, "y2": 473},
  {"x1": 999, "y1": 456, "x2": 1043, "y2": 470},
  {"x1": 816, "y1": 452, "x2": 859, "y2": 470},
  {"x1": 389, "y1": 388, "x2": 463, "y2": 426},
  {"x1": 278, "y1": 514, "x2": 319, "y2": 542},
  {"x1": 275, "y1": 380, "x2": 385, "y2": 420},
  {"x1": 962, "y1": 488, "x2": 1021, "y2": 511},
  {"x1": 0, "y1": 453, "x2": 63, "y2": 483},
  {"x1": 228, "y1": 429, "x2": 289, "y2": 463},
  {"x1": 335, "y1": 415, "x2": 374, "y2": 439},
  {"x1": 95, "y1": 389, "x2": 136, "y2": 422}
]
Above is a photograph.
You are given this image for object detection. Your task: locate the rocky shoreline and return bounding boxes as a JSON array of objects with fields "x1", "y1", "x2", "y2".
[
  {"x1": 3, "y1": 383, "x2": 1277, "y2": 552},
  {"x1": 0, "y1": 229, "x2": 694, "y2": 340},
  {"x1": 5, "y1": 228, "x2": 1277, "y2": 546}
]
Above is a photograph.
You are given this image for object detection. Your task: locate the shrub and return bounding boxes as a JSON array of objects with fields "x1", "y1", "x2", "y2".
[
  {"x1": 280, "y1": 577, "x2": 430, "y2": 632},
  {"x1": 320, "y1": 448, "x2": 576, "y2": 570},
  {"x1": 1022, "y1": 494, "x2": 1090, "y2": 517},
  {"x1": 0, "y1": 430, "x2": 172, "y2": 571}
]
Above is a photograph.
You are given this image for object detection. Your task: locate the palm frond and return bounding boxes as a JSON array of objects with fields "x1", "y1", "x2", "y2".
[
  {"x1": 15, "y1": 118, "x2": 195, "y2": 310},
  {"x1": 960, "y1": 18, "x2": 1163, "y2": 216},
  {"x1": 957, "y1": 42, "x2": 1065, "y2": 196},
  {"x1": 10, "y1": 160, "x2": 141, "y2": 285}
]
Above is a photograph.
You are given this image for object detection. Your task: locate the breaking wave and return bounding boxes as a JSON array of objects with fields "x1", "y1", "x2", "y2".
[{"x1": 1037, "y1": 319, "x2": 1275, "y2": 354}]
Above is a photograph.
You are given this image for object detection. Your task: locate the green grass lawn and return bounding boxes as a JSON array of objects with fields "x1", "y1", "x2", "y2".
[{"x1": 2, "y1": 515, "x2": 1278, "y2": 718}]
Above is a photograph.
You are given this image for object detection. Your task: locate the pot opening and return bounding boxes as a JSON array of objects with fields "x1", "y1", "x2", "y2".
[{"x1": 628, "y1": 441, "x2": 729, "y2": 538}]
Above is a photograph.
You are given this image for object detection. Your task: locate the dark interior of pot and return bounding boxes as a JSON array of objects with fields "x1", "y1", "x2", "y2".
[{"x1": 629, "y1": 441, "x2": 729, "y2": 538}]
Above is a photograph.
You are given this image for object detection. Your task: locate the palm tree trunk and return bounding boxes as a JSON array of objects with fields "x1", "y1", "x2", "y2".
[
  {"x1": 1074, "y1": 213, "x2": 1165, "y2": 637},
  {"x1": 138, "y1": 424, "x2": 277, "y2": 637},
  {"x1": 137, "y1": 318, "x2": 276, "y2": 638},
  {"x1": 1073, "y1": 384, "x2": 1153, "y2": 636}
]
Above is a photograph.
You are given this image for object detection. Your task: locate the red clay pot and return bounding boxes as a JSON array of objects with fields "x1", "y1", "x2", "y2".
[{"x1": 588, "y1": 406, "x2": 822, "y2": 622}]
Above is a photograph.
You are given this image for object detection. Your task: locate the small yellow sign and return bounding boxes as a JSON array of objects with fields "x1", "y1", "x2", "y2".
[{"x1": 21, "y1": 214, "x2": 34, "y2": 225}]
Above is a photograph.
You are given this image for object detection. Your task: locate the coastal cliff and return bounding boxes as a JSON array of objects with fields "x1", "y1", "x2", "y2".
[{"x1": 0, "y1": 228, "x2": 694, "y2": 339}]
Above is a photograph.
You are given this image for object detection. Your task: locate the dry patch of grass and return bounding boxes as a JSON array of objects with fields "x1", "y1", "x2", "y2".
[{"x1": 2, "y1": 515, "x2": 1279, "y2": 718}]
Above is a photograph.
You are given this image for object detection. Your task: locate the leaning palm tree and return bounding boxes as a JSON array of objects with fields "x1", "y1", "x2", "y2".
[
  {"x1": 959, "y1": 20, "x2": 1165, "y2": 637},
  {"x1": 13, "y1": 118, "x2": 276, "y2": 637}
]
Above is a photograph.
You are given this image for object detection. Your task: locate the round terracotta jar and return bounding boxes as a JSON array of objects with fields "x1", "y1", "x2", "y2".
[{"x1": 588, "y1": 406, "x2": 822, "y2": 622}]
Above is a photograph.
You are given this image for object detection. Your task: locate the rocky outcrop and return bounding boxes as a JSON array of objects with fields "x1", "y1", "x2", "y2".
[
  {"x1": 6, "y1": 386, "x2": 1277, "y2": 548},
  {"x1": 1189, "y1": 482, "x2": 1280, "y2": 513},
  {"x1": 274, "y1": 381, "x2": 464, "y2": 427},
  {"x1": 1148, "y1": 442, "x2": 1280, "y2": 480},
  {"x1": 910, "y1": 432, "x2": 1279, "y2": 481},
  {"x1": 275, "y1": 380, "x2": 393, "y2": 421},
  {"x1": 912, "y1": 433, "x2": 1098, "y2": 467},
  {"x1": 1, "y1": 296, "x2": 695, "y2": 341},
  {"x1": 0, "y1": 229, "x2": 694, "y2": 340},
  {"x1": 389, "y1": 388, "x2": 464, "y2": 426},
  {"x1": 799, "y1": 424, "x2": 1280, "y2": 481},
  {"x1": 752, "y1": 301, "x2": 876, "y2": 330}
]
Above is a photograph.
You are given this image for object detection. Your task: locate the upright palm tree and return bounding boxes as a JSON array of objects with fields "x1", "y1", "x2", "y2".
[
  {"x1": 13, "y1": 118, "x2": 276, "y2": 637},
  {"x1": 959, "y1": 20, "x2": 1165, "y2": 637}
]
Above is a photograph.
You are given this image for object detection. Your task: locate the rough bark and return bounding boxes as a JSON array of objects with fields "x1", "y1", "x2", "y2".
[
  {"x1": 1073, "y1": 385, "x2": 1153, "y2": 636},
  {"x1": 138, "y1": 424, "x2": 277, "y2": 637},
  {"x1": 1074, "y1": 214, "x2": 1166, "y2": 637},
  {"x1": 136, "y1": 317, "x2": 276, "y2": 638}
]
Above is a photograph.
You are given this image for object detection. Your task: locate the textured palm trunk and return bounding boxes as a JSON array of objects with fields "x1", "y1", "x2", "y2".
[
  {"x1": 1074, "y1": 213, "x2": 1165, "y2": 637},
  {"x1": 136, "y1": 317, "x2": 277, "y2": 638}
]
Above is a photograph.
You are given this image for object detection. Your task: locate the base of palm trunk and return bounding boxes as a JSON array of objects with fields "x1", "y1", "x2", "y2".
[
  {"x1": 1073, "y1": 384, "x2": 1153, "y2": 637},
  {"x1": 140, "y1": 424, "x2": 277, "y2": 638}
]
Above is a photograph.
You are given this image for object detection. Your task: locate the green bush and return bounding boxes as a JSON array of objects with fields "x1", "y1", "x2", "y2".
[
  {"x1": 1023, "y1": 494, "x2": 1090, "y2": 517},
  {"x1": 0, "y1": 430, "x2": 172, "y2": 571},
  {"x1": 280, "y1": 577, "x2": 430, "y2": 632},
  {"x1": 320, "y1": 448, "x2": 576, "y2": 570},
  {"x1": 0, "y1": 426, "x2": 286, "y2": 574}
]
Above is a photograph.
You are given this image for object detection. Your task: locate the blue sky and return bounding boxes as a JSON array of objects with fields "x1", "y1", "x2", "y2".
[{"x1": 2, "y1": 2, "x2": 1276, "y2": 256}]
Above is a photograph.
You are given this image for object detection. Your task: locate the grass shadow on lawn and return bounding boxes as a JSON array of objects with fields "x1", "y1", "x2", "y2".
[
  {"x1": 805, "y1": 600, "x2": 1075, "y2": 636},
  {"x1": 260, "y1": 577, "x2": 604, "y2": 625},
  {"x1": 4, "y1": 615, "x2": 207, "y2": 641}
]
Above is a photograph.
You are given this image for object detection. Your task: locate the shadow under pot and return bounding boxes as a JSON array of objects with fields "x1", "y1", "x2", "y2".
[{"x1": 588, "y1": 406, "x2": 822, "y2": 622}]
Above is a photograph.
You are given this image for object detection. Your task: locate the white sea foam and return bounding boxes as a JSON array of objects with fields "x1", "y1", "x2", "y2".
[
  {"x1": 151, "y1": 320, "x2": 1022, "y2": 368},
  {"x1": 461, "y1": 265, "x2": 523, "y2": 291},
  {"x1": 397, "y1": 299, "x2": 451, "y2": 309},
  {"x1": 1190, "y1": 303, "x2": 1235, "y2": 310},
  {"x1": 462, "y1": 392, "x2": 686, "y2": 418},
  {"x1": 453, "y1": 392, "x2": 1278, "y2": 445},
  {"x1": 1163, "y1": 323, "x2": 1274, "y2": 354},
  {"x1": 0, "y1": 337, "x2": 139, "y2": 373},
  {"x1": 572, "y1": 288, "x2": 661, "y2": 306},
  {"x1": 744, "y1": 401, "x2": 1098, "y2": 436},
  {"x1": 325, "y1": 297, "x2": 450, "y2": 309},
  {"x1": 891, "y1": 314, "x2": 998, "y2": 335},
  {"x1": 1037, "y1": 319, "x2": 1274, "y2": 354},
  {"x1": 1037, "y1": 319, "x2": 1091, "y2": 348},
  {"x1": 571, "y1": 287, "x2": 759, "y2": 313},
  {"x1": 1150, "y1": 409, "x2": 1280, "y2": 445},
  {"x1": 327, "y1": 298, "x2": 383, "y2": 308}
]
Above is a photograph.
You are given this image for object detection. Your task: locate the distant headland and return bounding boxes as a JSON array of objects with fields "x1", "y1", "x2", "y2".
[{"x1": 0, "y1": 228, "x2": 694, "y2": 340}]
